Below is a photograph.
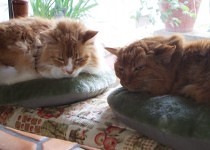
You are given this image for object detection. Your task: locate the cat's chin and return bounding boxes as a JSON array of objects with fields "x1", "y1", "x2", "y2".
[{"x1": 124, "y1": 87, "x2": 142, "y2": 92}]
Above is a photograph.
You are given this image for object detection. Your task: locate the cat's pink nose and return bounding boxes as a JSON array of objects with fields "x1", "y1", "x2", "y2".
[
  {"x1": 62, "y1": 68, "x2": 73, "y2": 74},
  {"x1": 66, "y1": 70, "x2": 73, "y2": 74}
]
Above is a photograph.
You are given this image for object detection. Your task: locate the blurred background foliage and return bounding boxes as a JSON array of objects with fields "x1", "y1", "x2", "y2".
[{"x1": 30, "y1": 0, "x2": 98, "y2": 19}]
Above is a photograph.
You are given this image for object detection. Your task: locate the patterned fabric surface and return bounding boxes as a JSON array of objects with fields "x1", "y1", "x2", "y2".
[{"x1": 0, "y1": 87, "x2": 171, "y2": 150}]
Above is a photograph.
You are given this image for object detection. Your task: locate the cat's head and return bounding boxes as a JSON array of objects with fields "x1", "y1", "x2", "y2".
[
  {"x1": 37, "y1": 19, "x2": 100, "y2": 78},
  {"x1": 105, "y1": 39, "x2": 177, "y2": 95}
]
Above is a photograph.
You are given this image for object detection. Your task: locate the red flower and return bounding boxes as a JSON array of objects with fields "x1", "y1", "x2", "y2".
[
  {"x1": 103, "y1": 137, "x2": 117, "y2": 150},
  {"x1": 95, "y1": 132, "x2": 106, "y2": 146},
  {"x1": 106, "y1": 126, "x2": 125, "y2": 136},
  {"x1": 37, "y1": 108, "x2": 64, "y2": 119}
]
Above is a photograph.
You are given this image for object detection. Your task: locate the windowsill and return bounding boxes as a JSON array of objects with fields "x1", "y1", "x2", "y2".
[{"x1": 153, "y1": 29, "x2": 210, "y2": 41}]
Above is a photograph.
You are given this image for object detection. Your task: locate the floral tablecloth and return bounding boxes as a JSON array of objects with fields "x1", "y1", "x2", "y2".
[{"x1": 0, "y1": 87, "x2": 171, "y2": 150}]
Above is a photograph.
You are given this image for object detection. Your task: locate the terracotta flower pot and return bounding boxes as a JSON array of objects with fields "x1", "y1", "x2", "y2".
[
  {"x1": 12, "y1": 0, "x2": 28, "y2": 18},
  {"x1": 159, "y1": 0, "x2": 202, "y2": 32}
]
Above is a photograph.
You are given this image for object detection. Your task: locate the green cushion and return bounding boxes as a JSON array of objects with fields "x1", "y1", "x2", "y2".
[
  {"x1": 0, "y1": 71, "x2": 115, "y2": 108},
  {"x1": 107, "y1": 87, "x2": 210, "y2": 150}
]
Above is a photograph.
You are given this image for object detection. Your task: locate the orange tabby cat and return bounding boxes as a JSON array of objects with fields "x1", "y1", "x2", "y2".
[
  {"x1": 0, "y1": 17, "x2": 104, "y2": 85},
  {"x1": 106, "y1": 35, "x2": 210, "y2": 103}
]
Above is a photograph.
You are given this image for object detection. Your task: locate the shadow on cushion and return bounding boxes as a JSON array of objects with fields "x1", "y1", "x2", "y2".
[
  {"x1": 107, "y1": 87, "x2": 210, "y2": 150},
  {"x1": 0, "y1": 71, "x2": 116, "y2": 108}
]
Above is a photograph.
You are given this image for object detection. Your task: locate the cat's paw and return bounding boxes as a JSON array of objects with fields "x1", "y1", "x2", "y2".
[{"x1": 181, "y1": 84, "x2": 210, "y2": 103}]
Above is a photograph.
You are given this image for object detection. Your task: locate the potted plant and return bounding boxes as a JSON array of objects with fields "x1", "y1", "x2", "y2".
[
  {"x1": 159, "y1": 0, "x2": 202, "y2": 32},
  {"x1": 131, "y1": 0, "x2": 158, "y2": 27},
  {"x1": 30, "y1": 0, "x2": 98, "y2": 19}
]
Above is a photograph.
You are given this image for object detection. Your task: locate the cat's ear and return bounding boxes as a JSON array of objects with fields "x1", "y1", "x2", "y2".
[
  {"x1": 104, "y1": 47, "x2": 121, "y2": 56},
  {"x1": 80, "y1": 30, "x2": 98, "y2": 43},
  {"x1": 39, "y1": 30, "x2": 56, "y2": 44},
  {"x1": 166, "y1": 34, "x2": 184, "y2": 46},
  {"x1": 154, "y1": 44, "x2": 176, "y2": 63}
]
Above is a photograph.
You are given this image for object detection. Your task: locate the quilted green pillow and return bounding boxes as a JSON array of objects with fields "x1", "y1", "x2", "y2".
[
  {"x1": 108, "y1": 87, "x2": 210, "y2": 150},
  {"x1": 0, "y1": 71, "x2": 115, "y2": 108}
]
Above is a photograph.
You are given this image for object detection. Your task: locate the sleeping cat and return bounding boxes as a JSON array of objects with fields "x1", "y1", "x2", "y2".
[
  {"x1": 0, "y1": 17, "x2": 104, "y2": 85},
  {"x1": 106, "y1": 35, "x2": 210, "y2": 103}
]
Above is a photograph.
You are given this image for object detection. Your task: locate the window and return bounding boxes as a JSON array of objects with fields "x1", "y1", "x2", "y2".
[
  {"x1": 4, "y1": 0, "x2": 210, "y2": 43},
  {"x1": 0, "y1": 1, "x2": 9, "y2": 21}
]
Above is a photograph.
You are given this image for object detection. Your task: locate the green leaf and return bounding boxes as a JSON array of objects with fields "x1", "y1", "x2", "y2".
[
  {"x1": 30, "y1": 0, "x2": 97, "y2": 19},
  {"x1": 181, "y1": 5, "x2": 189, "y2": 11}
]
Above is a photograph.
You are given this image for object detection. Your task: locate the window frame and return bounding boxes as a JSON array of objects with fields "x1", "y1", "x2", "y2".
[{"x1": 8, "y1": 0, "x2": 13, "y2": 18}]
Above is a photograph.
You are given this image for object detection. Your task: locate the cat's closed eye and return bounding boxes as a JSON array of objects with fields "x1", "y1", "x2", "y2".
[
  {"x1": 75, "y1": 57, "x2": 88, "y2": 64},
  {"x1": 117, "y1": 66, "x2": 124, "y2": 73},
  {"x1": 36, "y1": 45, "x2": 43, "y2": 49},
  {"x1": 75, "y1": 58, "x2": 84, "y2": 62},
  {"x1": 52, "y1": 57, "x2": 65, "y2": 64},
  {"x1": 134, "y1": 65, "x2": 145, "y2": 71}
]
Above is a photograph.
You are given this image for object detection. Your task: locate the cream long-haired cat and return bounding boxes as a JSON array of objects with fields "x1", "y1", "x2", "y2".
[{"x1": 0, "y1": 17, "x2": 104, "y2": 85}]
